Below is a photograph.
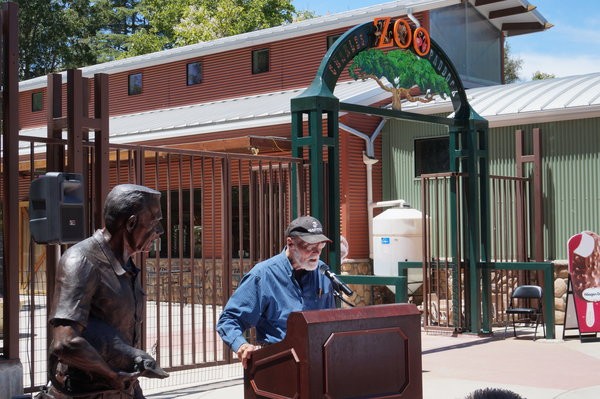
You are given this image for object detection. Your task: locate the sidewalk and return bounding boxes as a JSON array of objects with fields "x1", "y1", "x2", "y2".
[{"x1": 150, "y1": 326, "x2": 600, "y2": 399}]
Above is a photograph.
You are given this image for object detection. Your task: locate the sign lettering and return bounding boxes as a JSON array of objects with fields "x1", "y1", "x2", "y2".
[{"x1": 374, "y1": 17, "x2": 430, "y2": 56}]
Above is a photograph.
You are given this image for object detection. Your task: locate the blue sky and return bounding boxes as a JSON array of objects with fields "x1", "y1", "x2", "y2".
[{"x1": 292, "y1": 0, "x2": 600, "y2": 81}]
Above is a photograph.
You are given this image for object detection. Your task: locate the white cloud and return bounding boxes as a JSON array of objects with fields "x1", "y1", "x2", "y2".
[{"x1": 516, "y1": 52, "x2": 600, "y2": 80}]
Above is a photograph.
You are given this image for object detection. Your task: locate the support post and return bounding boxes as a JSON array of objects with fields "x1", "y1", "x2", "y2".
[
  {"x1": 291, "y1": 87, "x2": 341, "y2": 271},
  {"x1": 1, "y1": 3, "x2": 25, "y2": 398},
  {"x1": 1, "y1": 0, "x2": 20, "y2": 361},
  {"x1": 94, "y1": 74, "x2": 110, "y2": 230}
]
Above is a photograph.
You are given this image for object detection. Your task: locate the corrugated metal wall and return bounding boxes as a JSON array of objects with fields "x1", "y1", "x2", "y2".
[
  {"x1": 18, "y1": 27, "x2": 353, "y2": 129},
  {"x1": 381, "y1": 115, "x2": 449, "y2": 209},
  {"x1": 339, "y1": 113, "x2": 383, "y2": 259},
  {"x1": 382, "y1": 115, "x2": 600, "y2": 261}
]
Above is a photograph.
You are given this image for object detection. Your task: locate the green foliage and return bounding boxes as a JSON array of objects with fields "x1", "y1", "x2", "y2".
[
  {"x1": 531, "y1": 70, "x2": 555, "y2": 80},
  {"x1": 349, "y1": 48, "x2": 450, "y2": 97},
  {"x1": 16, "y1": 0, "x2": 299, "y2": 78},
  {"x1": 17, "y1": 0, "x2": 103, "y2": 79},
  {"x1": 503, "y1": 42, "x2": 522, "y2": 84},
  {"x1": 92, "y1": 0, "x2": 147, "y2": 61},
  {"x1": 293, "y1": 9, "x2": 318, "y2": 22},
  {"x1": 120, "y1": 0, "x2": 296, "y2": 56}
]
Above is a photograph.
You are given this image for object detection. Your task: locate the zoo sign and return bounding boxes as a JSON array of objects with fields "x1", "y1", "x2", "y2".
[
  {"x1": 314, "y1": 16, "x2": 467, "y2": 118},
  {"x1": 373, "y1": 17, "x2": 431, "y2": 56}
]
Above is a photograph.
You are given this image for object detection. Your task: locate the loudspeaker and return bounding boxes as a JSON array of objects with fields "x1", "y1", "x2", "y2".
[{"x1": 29, "y1": 172, "x2": 86, "y2": 244}]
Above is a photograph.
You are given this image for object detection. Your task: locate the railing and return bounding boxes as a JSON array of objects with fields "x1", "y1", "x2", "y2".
[
  {"x1": 339, "y1": 260, "x2": 555, "y2": 339},
  {"x1": 12, "y1": 136, "x2": 307, "y2": 393},
  {"x1": 339, "y1": 275, "x2": 410, "y2": 304}
]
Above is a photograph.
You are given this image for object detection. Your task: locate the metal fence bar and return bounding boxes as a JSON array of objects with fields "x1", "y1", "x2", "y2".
[{"x1": 419, "y1": 172, "x2": 536, "y2": 332}]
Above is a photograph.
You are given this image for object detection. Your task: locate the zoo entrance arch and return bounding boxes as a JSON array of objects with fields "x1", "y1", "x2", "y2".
[{"x1": 290, "y1": 19, "x2": 491, "y2": 334}]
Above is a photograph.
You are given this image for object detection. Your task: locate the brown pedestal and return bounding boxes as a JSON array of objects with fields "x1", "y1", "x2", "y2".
[{"x1": 244, "y1": 303, "x2": 422, "y2": 398}]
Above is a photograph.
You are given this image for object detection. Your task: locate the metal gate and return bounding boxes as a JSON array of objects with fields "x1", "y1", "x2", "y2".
[
  {"x1": 13, "y1": 136, "x2": 307, "y2": 393},
  {"x1": 419, "y1": 172, "x2": 534, "y2": 332},
  {"x1": 419, "y1": 128, "x2": 547, "y2": 335}
]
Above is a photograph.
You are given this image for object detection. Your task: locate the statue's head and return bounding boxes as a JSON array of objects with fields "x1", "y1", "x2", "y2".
[{"x1": 103, "y1": 185, "x2": 163, "y2": 251}]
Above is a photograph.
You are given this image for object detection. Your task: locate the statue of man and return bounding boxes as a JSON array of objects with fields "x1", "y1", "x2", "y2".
[{"x1": 42, "y1": 184, "x2": 167, "y2": 398}]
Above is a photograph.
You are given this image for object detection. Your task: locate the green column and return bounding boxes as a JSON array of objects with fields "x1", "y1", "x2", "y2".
[{"x1": 291, "y1": 84, "x2": 341, "y2": 271}]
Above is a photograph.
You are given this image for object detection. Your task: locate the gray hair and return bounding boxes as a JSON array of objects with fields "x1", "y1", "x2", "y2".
[
  {"x1": 103, "y1": 184, "x2": 161, "y2": 234},
  {"x1": 464, "y1": 388, "x2": 524, "y2": 399}
]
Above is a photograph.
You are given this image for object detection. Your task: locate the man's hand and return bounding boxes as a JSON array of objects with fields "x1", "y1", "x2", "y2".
[{"x1": 236, "y1": 343, "x2": 257, "y2": 369}]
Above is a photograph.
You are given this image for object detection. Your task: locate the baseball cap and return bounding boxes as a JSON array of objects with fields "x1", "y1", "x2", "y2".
[{"x1": 285, "y1": 215, "x2": 332, "y2": 244}]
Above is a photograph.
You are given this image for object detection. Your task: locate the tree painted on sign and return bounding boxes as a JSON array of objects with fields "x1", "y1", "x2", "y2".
[{"x1": 349, "y1": 48, "x2": 450, "y2": 110}]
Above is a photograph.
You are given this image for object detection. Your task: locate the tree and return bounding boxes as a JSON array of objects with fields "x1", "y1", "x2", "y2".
[
  {"x1": 503, "y1": 42, "x2": 522, "y2": 84},
  {"x1": 348, "y1": 48, "x2": 450, "y2": 110},
  {"x1": 92, "y1": 0, "x2": 149, "y2": 62},
  {"x1": 17, "y1": 0, "x2": 101, "y2": 79},
  {"x1": 531, "y1": 70, "x2": 555, "y2": 80},
  {"x1": 121, "y1": 0, "x2": 296, "y2": 57},
  {"x1": 16, "y1": 0, "x2": 300, "y2": 78}
]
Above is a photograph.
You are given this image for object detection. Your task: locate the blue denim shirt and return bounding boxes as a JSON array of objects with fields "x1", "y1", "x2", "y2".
[{"x1": 217, "y1": 250, "x2": 336, "y2": 352}]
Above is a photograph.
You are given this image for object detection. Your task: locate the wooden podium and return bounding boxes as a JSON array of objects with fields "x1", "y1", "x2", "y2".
[{"x1": 244, "y1": 303, "x2": 422, "y2": 399}]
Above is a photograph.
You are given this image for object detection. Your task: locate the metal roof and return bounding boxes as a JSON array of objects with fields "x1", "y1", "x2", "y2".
[
  {"x1": 19, "y1": 0, "x2": 550, "y2": 91},
  {"x1": 19, "y1": 79, "x2": 389, "y2": 144},
  {"x1": 20, "y1": 73, "x2": 600, "y2": 145},
  {"x1": 402, "y1": 72, "x2": 600, "y2": 127}
]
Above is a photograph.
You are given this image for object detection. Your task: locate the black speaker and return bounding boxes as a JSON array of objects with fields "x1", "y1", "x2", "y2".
[{"x1": 29, "y1": 172, "x2": 86, "y2": 244}]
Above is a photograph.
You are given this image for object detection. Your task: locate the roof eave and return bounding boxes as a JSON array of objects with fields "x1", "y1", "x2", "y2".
[{"x1": 502, "y1": 22, "x2": 554, "y2": 37}]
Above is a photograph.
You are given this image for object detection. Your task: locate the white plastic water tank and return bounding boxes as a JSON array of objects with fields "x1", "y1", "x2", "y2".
[{"x1": 373, "y1": 206, "x2": 424, "y2": 294}]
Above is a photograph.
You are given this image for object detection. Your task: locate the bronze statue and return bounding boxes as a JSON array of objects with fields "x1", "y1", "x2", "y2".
[{"x1": 41, "y1": 184, "x2": 168, "y2": 398}]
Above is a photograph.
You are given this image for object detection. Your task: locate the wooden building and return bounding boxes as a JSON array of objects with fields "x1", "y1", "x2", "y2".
[{"x1": 17, "y1": 0, "x2": 552, "y2": 263}]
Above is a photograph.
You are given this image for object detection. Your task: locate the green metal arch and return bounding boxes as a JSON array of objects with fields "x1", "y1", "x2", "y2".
[{"x1": 300, "y1": 20, "x2": 470, "y2": 119}]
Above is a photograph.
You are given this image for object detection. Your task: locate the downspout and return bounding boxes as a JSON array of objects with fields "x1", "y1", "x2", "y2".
[
  {"x1": 406, "y1": 8, "x2": 421, "y2": 28},
  {"x1": 339, "y1": 119, "x2": 387, "y2": 259}
]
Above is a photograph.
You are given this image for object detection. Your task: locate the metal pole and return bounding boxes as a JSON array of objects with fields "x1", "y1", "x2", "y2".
[{"x1": 1, "y1": 1, "x2": 21, "y2": 360}]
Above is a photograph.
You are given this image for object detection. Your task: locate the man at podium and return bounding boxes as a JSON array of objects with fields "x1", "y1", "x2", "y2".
[{"x1": 217, "y1": 215, "x2": 337, "y2": 368}]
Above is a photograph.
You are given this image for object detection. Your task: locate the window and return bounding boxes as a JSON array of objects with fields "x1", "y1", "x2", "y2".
[
  {"x1": 187, "y1": 62, "x2": 202, "y2": 85},
  {"x1": 414, "y1": 136, "x2": 449, "y2": 177},
  {"x1": 252, "y1": 49, "x2": 269, "y2": 74},
  {"x1": 327, "y1": 34, "x2": 342, "y2": 49},
  {"x1": 128, "y1": 73, "x2": 143, "y2": 95},
  {"x1": 31, "y1": 92, "x2": 43, "y2": 112}
]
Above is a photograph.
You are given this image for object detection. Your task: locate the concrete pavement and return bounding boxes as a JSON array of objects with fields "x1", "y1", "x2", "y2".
[{"x1": 149, "y1": 326, "x2": 600, "y2": 399}]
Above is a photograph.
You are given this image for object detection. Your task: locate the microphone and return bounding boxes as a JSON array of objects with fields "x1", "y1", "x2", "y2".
[{"x1": 320, "y1": 265, "x2": 354, "y2": 296}]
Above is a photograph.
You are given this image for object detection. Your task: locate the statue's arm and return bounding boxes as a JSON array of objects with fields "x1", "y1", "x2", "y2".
[{"x1": 50, "y1": 320, "x2": 139, "y2": 391}]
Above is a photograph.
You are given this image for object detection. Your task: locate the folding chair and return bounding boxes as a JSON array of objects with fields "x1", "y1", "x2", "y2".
[{"x1": 504, "y1": 285, "x2": 545, "y2": 340}]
